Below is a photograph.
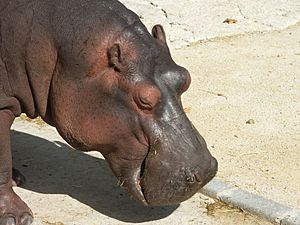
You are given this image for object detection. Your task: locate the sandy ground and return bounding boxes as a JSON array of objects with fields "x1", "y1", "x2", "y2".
[
  {"x1": 175, "y1": 22, "x2": 300, "y2": 211},
  {"x1": 12, "y1": 123, "x2": 272, "y2": 225},
  {"x1": 8, "y1": 2, "x2": 300, "y2": 225}
]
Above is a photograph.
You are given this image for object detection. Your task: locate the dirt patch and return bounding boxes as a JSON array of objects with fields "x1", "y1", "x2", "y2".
[{"x1": 17, "y1": 114, "x2": 47, "y2": 126}]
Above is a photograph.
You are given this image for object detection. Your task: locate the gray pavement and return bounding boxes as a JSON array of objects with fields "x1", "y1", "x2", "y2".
[
  {"x1": 201, "y1": 179, "x2": 300, "y2": 225},
  {"x1": 121, "y1": 0, "x2": 300, "y2": 48}
]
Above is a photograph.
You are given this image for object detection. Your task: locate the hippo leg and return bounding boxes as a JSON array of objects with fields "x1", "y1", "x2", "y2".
[
  {"x1": 12, "y1": 168, "x2": 26, "y2": 187},
  {"x1": 0, "y1": 110, "x2": 33, "y2": 225}
]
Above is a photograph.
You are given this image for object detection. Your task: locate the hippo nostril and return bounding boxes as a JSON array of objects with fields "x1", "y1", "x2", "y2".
[
  {"x1": 187, "y1": 174, "x2": 203, "y2": 183},
  {"x1": 194, "y1": 173, "x2": 202, "y2": 183},
  {"x1": 186, "y1": 176, "x2": 195, "y2": 183},
  {"x1": 185, "y1": 169, "x2": 203, "y2": 184}
]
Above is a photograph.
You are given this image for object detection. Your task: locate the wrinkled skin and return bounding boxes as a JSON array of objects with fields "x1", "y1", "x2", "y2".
[{"x1": 0, "y1": 0, "x2": 218, "y2": 224}]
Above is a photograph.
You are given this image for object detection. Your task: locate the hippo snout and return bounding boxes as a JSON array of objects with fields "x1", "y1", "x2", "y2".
[
  {"x1": 186, "y1": 157, "x2": 218, "y2": 185},
  {"x1": 139, "y1": 148, "x2": 218, "y2": 206},
  {"x1": 120, "y1": 110, "x2": 219, "y2": 206},
  {"x1": 116, "y1": 154, "x2": 217, "y2": 207}
]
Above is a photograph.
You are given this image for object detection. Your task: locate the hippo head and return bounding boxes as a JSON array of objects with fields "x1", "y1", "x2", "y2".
[{"x1": 50, "y1": 23, "x2": 217, "y2": 206}]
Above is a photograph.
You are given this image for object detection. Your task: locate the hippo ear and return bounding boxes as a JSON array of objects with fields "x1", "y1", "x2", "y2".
[
  {"x1": 108, "y1": 43, "x2": 124, "y2": 72},
  {"x1": 152, "y1": 24, "x2": 167, "y2": 44}
]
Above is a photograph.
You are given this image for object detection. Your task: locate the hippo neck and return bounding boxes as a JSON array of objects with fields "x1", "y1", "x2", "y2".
[{"x1": 0, "y1": 2, "x2": 56, "y2": 119}]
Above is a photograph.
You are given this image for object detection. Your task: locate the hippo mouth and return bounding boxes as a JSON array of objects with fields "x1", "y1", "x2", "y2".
[
  {"x1": 119, "y1": 142, "x2": 156, "y2": 206},
  {"x1": 136, "y1": 157, "x2": 148, "y2": 204},
  {"x1": 125, "y1": 140, "x2": 218, "y2": 206},
  {"x1": 116, "y1": 114, "x2": 218, "y2": 206},
  {"x1": 124, "y1": 149, "x2": 149, "y2": 205}
]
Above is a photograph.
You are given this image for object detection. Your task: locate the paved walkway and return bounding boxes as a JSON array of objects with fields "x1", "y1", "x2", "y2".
[{"x1": 121, "y1": 0, "x2": 300, "y2": 48}]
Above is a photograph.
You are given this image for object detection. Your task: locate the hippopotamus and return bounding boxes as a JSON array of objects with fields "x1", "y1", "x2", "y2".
[{"x1": 0, "y1": 0, "x2": 218, "y2": 224}]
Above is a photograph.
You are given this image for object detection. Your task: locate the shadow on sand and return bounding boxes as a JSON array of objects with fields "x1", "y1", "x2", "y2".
[{"x1": 11, "y1": 130, "x2": 178, "y2": 223}]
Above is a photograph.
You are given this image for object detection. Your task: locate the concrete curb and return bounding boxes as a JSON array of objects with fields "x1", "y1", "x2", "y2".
[{"x1": 200, "y1": 179, "x2": 300, "y2": 225}]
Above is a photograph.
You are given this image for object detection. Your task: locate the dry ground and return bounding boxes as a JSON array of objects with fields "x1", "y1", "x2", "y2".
[{"x1": 176, "y1": 22, "x2": 300, "y2": 211}]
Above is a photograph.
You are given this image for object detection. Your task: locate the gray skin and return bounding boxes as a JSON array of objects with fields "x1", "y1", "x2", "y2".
[{"x1": 0, "y1": 0, "x2": 218, "y2": 224}]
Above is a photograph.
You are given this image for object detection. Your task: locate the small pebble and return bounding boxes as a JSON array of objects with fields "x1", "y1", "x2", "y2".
[
  {"x1": 246, "y1": 119, "x2": 255, "y2": 124},
  {"x1": 223, "y1": 18, "x2": 237, "y2": 24}
]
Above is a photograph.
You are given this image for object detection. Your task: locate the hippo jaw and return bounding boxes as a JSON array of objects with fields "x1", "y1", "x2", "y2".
[
  {"x1": 111, "y1": 112, "x2": 218, "y2": 206},
  {"x1": 137, "y1": 116, "x2": 217, "y2": 206},
  {"x1": 105, "y1": 114, "x2": 217, "y2": 206}
]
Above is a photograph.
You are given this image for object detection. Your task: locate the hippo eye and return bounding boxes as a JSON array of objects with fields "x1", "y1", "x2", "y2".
[
  {"x1": 134, "y1": 85, "x2": 161, "y2": 112},
  {"x1": 139, "y1": 97, "x2": 153, "y2": 110}
]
